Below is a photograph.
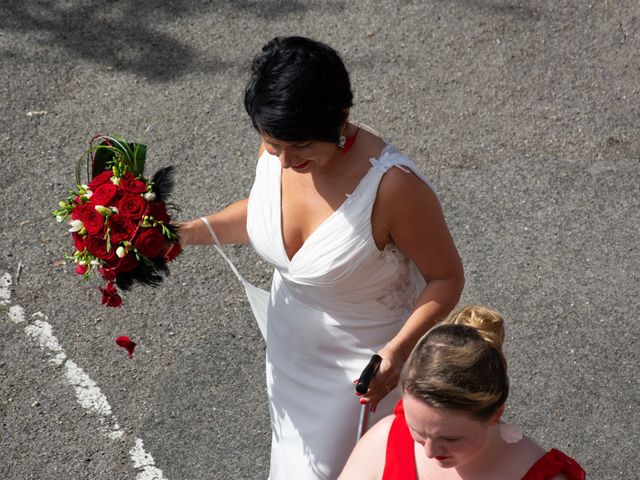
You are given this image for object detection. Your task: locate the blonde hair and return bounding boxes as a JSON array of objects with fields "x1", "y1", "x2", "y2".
[
  {"x1": 401, "y1": 305, "x2": 509, "y2": 420},
  {"x1": 446, "y1": 305, "x2": 505, "y2": 350}
]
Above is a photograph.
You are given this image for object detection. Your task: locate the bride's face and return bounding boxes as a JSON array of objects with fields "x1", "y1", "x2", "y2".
[
  {"x1": 403, "y1": 394, "x2": 495, "y2": 470},
  {"x1": 261, "y1": 134, "x2": 340, "y2": 173}
]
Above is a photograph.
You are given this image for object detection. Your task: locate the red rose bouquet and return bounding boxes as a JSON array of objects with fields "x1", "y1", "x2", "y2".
[{"x1": 53, "y1": 134, "x2": 182, "y2": 307}]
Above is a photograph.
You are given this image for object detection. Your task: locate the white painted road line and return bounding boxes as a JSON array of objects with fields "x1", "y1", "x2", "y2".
[
  {"x1": 0, "y1": 272, "x2": 11, "y2": 305},
  {"x1": 131, "y1": 438, "x2": 169, "y2": 480},
  {"x1": 2, "y1": 271, "x2": 169, "y2": 480},
  {"x1": 25, "y1": 314, "x2": 68, "y2": 367},
  {"x1": 9, "y1": 304, "x2": 25, "y2": 324}
]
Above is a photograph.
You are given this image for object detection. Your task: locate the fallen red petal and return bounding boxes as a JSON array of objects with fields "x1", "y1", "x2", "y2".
[{"x1": 115, "y1": 336, "x2": 136, "y2": 357}]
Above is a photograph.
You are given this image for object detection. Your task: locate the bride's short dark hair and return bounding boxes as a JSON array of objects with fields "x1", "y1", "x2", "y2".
[{"x1": 244, "y1": 36, "x2": 353, "y2": 144}]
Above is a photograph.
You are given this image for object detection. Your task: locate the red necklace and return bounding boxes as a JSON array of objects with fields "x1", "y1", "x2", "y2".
[{"x1": 342, "y1": 127, "x2": 361, "y2": 154}]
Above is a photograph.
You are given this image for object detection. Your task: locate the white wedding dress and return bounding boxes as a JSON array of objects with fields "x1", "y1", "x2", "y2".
[{"x1": 214, "y1": 144, "x2": 433, "y2": 479}]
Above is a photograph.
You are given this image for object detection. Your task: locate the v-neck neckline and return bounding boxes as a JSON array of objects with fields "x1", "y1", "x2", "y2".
[{"x1": 277, "y1": 144, "x2": 392, "y2": 263}]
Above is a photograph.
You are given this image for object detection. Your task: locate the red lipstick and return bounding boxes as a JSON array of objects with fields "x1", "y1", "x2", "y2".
[{"x1": 291, "y1": 160, "x2": 310, "y2": 170}]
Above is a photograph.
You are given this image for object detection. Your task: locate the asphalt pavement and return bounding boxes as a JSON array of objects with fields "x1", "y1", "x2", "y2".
[{"x1": 1, "y1": 1, "x2": 639, "y2": 479}]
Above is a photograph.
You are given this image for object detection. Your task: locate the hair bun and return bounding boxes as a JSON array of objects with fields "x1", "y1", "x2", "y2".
[{"x1": 445, "y1": 305, "x2": 505, "y2": 351}]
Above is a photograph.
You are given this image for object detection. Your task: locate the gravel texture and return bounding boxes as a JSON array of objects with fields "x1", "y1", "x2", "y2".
[{"x1": 1, "y1": 1, "x2": 638, "y2": 479}]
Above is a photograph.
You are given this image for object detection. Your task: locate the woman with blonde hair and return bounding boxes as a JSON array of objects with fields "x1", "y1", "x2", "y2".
[{"x1": 339, "y1": 305, "x2": 586, "y2": 480}]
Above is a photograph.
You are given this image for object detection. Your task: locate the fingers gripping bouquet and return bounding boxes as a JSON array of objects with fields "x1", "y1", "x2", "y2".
[{"x1": 53, "y1": 134, "x2": 182, "y2": 308}]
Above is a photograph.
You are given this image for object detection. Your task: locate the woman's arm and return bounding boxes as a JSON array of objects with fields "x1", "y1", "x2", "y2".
[
  {"x1": 365, "y1": 166, "x2": 465, "y2": 409},
  {"x1": 178, "y1": 198, "x2": 250, "y2": 246}
]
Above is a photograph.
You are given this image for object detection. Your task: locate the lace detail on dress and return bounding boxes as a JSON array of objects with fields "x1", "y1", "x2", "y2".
[{"x1": 373, "y1": 244, "x2": 414, "y2": 315}]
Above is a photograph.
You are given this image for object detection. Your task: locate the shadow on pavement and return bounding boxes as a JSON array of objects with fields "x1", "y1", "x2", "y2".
[
  {"x1": 0, "y1": 0, "x2": 317, "y2": 82},
  {"x1": 440, "y1": 0, "x2": 541, "y2": 21}
]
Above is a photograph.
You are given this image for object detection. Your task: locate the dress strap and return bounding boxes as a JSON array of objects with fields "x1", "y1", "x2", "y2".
[
  {"x1": 200, "y1": 216, "x2": 269, "y2": 341},
  {"x1": 200, "y1": 216, "x2": 245, "y2": 283},
  {"x1": 382, "y1": 400, "x2": 417, "y2": 480},
  {"x1": 367, "y1": 146, "x2": 438, "y2": 203},
  {"x1": 521, "y1": 448, "x2": 586, "y2": 480}
]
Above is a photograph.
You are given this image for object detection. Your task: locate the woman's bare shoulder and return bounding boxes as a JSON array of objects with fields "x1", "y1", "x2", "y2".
[
  {"x1": 338, "y1": 414, "x2": 394, "y2": 480},
  {"x1": 368, "y1": 414, "x2": 395, "y2": 438},
  {"x1": 503, "y1": 435, "x2": 553, "y2": 478},
  {"x1": 379, "y1": 161, "x2": 433, "y2": 194},
  {"x1": 358, "y1": 414, "x2": 394, "y2": 456},
  {"x1": 518, "y1": 435, "x2": 547, "y2": 455},
  {"x1": 374, "y1": 159, "x2": 441, "y2": 232}
]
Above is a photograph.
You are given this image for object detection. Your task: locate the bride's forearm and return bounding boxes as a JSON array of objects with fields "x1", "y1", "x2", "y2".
[
  {"x1": 384, "y1": 276, "x2": 464, "y2": 363},
  {"x1": 178, "y1": 198, "x2": 250, "y2": 246}
]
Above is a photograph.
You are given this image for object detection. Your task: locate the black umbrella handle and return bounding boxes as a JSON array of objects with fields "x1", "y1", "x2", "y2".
[{"x1": 355, "y1": 354, "x2": 382, "y2": 394}]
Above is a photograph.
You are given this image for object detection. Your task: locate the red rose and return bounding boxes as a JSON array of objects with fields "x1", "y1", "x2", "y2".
[
  {"x1": 88, "y1": 170, "x2": 114, "y2": 190},
  {"x1": 72, "y1": 232, "x2": 86, "y2": 252},
  {"x1": 134, "y1": 227, "x2": 165, "y2": 259},
  {"x1": 86, "y1": 235, "x2": 117, "y2": 263},
  {"x1": 114, "y1": 253, "x2": 138, "y2": 273},
  {"x1": 117, "y1": 194, "x2": 147, "y2": 220},
  {"x1": 72, "y1": 203, "x2": 105, "y2": 236},
  {"x1": 91, "y1": 183, "x2": 118, "y2": 207},
  {"x1": 108, "y1": 214, "x2": 136, "y2": 244},
  {"x1": 148, "y1": 201, "x2": 169, "y2": 223},
  {"x1": 120, "y1": 173, "x2": 148, "y2": 194},
  {"x1": 163, "y1": 242, "x2": 182, "y2": 262},
  {"x1": 100, "y1": 281, "x2": 122, "y2": 307},
  {"x1": 99, "y1": 254, "x2": 138, "y2": 279},
  {"x1": 75, "y1": 264, "x2": 88, "y2": 275},
  {"x1": 99, "y1": 266, "x2": 117, "y2": 281}
]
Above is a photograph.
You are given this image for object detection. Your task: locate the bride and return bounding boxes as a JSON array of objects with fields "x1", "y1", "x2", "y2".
[{"x1": 178, "y1": 35, "x2": 464, "y2": 479}]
